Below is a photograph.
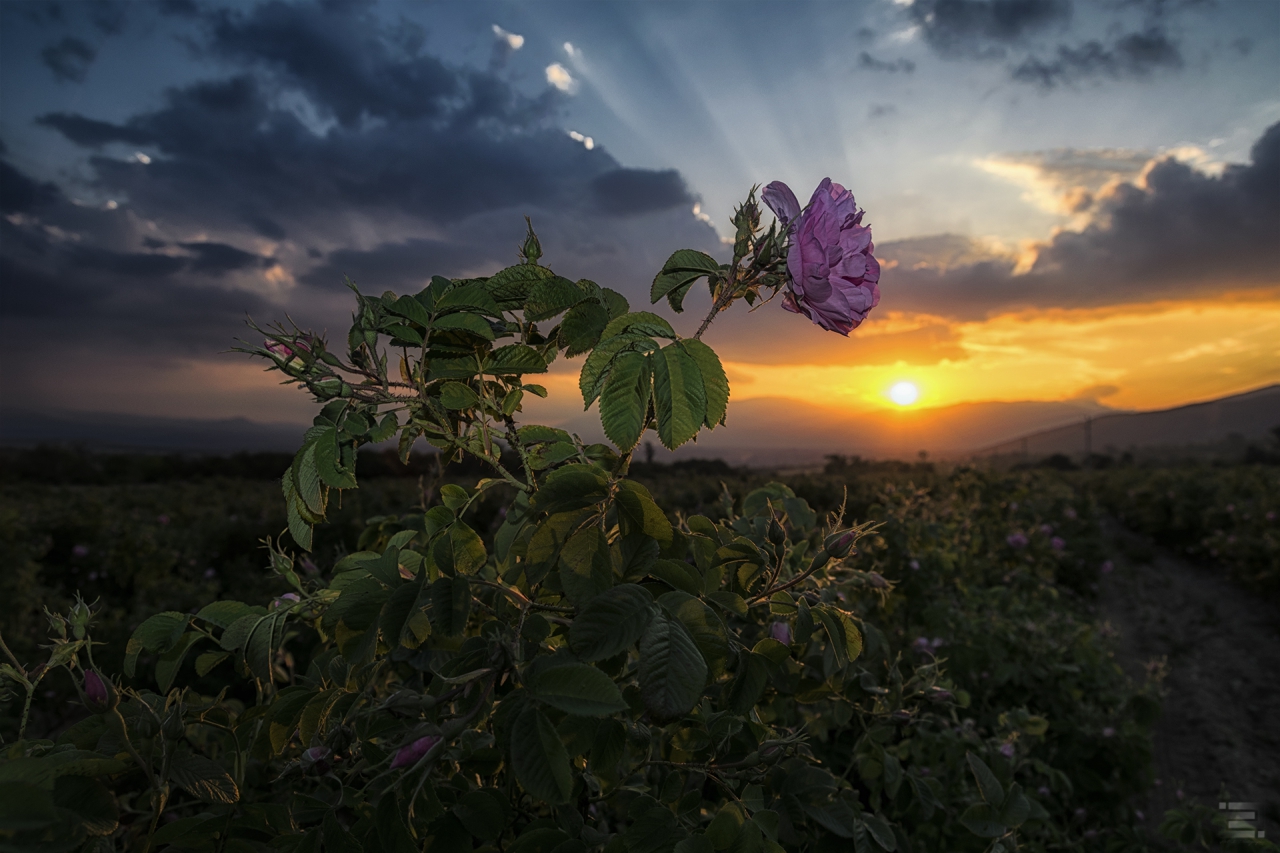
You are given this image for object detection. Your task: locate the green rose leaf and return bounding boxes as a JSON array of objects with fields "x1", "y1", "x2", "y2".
[
  {"x1": 599, "y1": 351, "x2": 653, "y2": 453},
  {"x1": 569, "y1": 584, "x2": 655, "y2": 661},
  {"x1": 652, "y1": 341, "x2": 706, "y2": 450},
  {"x1": 529, "y1": 663, "x2": 628, "y2": 717},
  {"x1": 510, "y1": 706, "x2": 573, "y2": 805},
  {"x1": 638, "y1": 609, "x2": 707, "y2": 720}
]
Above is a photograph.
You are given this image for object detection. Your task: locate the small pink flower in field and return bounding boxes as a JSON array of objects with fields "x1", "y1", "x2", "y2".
[
  {"x1": 157, "y1": 514, "x2": 170, "y2": 525},
  {"x1": 391, "y1": 735, "x2": 441, "y2": 769},
  {"x1": 912, "y1": 636, "x2": 931, "y2": 653},
  {"x1": 83, "y1": 671, "x2": 109, "y2": 712},
  {"x1": 770, "y1": 621, "x2": 792, "y2": 645},
  {"x1": 72, "y1": 544, "x2": 90, "y2": 558},
  {"x1": 1102, "y1": 726, "x2": 1115, "y2": 737},
  {"x1": 1100, "y1": 560, "x2": 1114, "y2": 574},
  {"x1": 1050, "y1": 537, "x2": 1065, "y2": 551},
  {"x1": 763, "y1": 178, "x2": 881, "y2": 335},
  {"x1": 1039, "y1": 524, "x2": 1054, "y2": 535},
  {"x1": 272, "y1": 592, "x2": 300, "y2": 610},
  {"x1": 909, "y1": 559, "x2": 920, "y2": 570},
  {"x1": 1064, "y1": 507, "x2": 1077, "y2": 519},
  {"x1": 1007, "y1": 532, "x2": 1029, "y2": 549},
  {"x1": 999, "y1": 742, "x2": 1015, "y2": 759},
  {"x1": 930, "y1": 637, "x2": 944, "y2": 650}
]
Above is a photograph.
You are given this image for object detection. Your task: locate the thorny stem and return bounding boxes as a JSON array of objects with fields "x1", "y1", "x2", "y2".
[
  {"x1": 748, "y1": 551, "x2": 834, "y2": 603},
  {"x1": 693, "y1": 267, "x2": 741, "y2": 340},
  {"x1": 474, "y1": 579, "x2": 575, "y2": 614}
]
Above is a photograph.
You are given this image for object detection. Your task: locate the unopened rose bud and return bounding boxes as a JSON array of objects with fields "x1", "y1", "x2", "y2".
[
  {"x1": 823, "y1": 530, "x2": 858, "y2": 560},
  {"x1": 769, "y1": 621, "x2": 792, "y2": 646},
  {"x1": 866, "y1": 572, "x2": 888, "y2": 589},
  {"x1": 926, "y1": 687, "x2": 952, "y2": 703},
  {"x1": 390, "y1": 734, "x2": 441, "y2": 769},
  {"x1": 767, "y1": 518, "x2": 786, "y2": 547},
  {"x1": 83, "y1": 670, "x2": 114, "y2": 712},
  {"x1": 520, "y1": 218, "x2": 542, "y2": 264},
  {"x1": 999, "y1": 742, "x2": 1015, "y2": 759}
]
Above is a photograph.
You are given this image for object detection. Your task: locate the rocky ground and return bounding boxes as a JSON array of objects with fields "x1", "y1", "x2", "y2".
[{"x1": 1099, "y1": 522, "x2": 1280, "y2": 849}]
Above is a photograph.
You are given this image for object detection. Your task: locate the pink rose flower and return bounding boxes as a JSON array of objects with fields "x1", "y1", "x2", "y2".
[
  {"x1": 763, "y1": 179, "x2": 881, "y2": 335},
  {"x1": 769, "y1": 621, "x2": 792, "y2": 645},
  {"x1": 391, "y1": 734, "x2": 441, "y2": 769}
]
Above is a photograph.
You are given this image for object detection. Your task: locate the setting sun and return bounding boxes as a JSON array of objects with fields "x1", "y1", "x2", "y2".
[{"x1": 889, "y1": 381, "x2": 919, "y2": 406}]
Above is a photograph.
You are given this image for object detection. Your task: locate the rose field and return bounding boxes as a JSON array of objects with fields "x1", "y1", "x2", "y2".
[{"x1": 1, "y1": 188, "x2": 1276, "y2": 853}]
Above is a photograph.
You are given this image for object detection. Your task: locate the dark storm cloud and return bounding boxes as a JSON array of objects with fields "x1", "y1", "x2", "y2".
[
  {"x1": 0, "y1": 215, "x2": 271, "y2": 352},
  {"x1": 206, "y1": 1, "x2": 465, "y2": 128},
  {"x1": 909, "y1": 0, "x2": 1072, "y2": 59},
  {"x1": 858, "y1": 52, "x2": 916, "y2": 73},
  {"x1": 590, "y1": 169, "x2": 694, "y2": 217},
  {"x1": 888, "y1": 122, "x2": 1280, "y2": 318},
  {"x1": 0, "y1": 159, "x2": 61, "y2": 213},
  {"x1": 300, "y1": 239, "x2": 505, "y2": 292},
  {"x1": 1011, "y1": 27, "x2": 1182, "y2": 86},
  {"x1": 41, "y1": 36, "x2": 96, "y2": 83},
  {"x1": 180, "y1": 241, "x2": 280, "y2": 275},
  {"x1": 5, "y1": 0, "x2": 716, "y2": 380}
]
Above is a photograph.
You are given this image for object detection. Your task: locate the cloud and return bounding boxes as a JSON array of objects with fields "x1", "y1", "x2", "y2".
[
  {"x1": 545, "y1": 62, "x2": 577, "y2": 93},
  {"x1": 4, "y1": 0, "x2": 719, "y2": 417},
  {"x1": 975, "y1": 147, "x2": 1153, "y2": 214},
  {"x1": 858, "y1": 51, "x2": 916, "y2": 73},
  {"x1": 1012, "y1": 27, "x2": 1183, "y2": 87},
  {"x1": 907, "y1": 0, "x2": 1071, "y2": 59},
  {"x1": 41, "y1": 36, "x2": 96, "y2": 82},
  {"x1": 886, "y1": 121, "x2": 1280, "y2": 318},
  {"x1": 590, "y1": 169, "x2": 694, "y2": 216}
]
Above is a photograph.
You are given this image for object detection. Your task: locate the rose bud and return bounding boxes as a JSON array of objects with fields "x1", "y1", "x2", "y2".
[
  {"x1": 390, "y1": 734, "x2": 441, "y2": 769},
  {"x1": 769, "y1": 621, "x2": 792, "y2": 646},
  {"x1": 82, "y1": 670, "x2": 113, "y2": 712},
  {"x1": 762, "y1": 179, "x2": 880, "y2": 335},
  {"x1": 823, "y1": 530, "x2": 858, "y2": 560},
  {"x1": 766, "y1": 517, "x2": 787, "y2": 547}
]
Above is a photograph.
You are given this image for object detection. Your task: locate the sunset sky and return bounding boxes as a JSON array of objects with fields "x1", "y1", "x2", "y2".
[{"x1": 2, "y1": 0, "x2": 1278, "y2": 455}]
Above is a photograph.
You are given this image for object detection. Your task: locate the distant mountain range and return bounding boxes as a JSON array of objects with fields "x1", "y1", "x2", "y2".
[{"x1": 4, "y1": 383, "x2": 1277, "y2": 466}]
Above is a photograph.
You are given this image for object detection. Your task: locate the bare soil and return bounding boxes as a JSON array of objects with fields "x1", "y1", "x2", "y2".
[{"x1": 1099, "y1": 521, "x2": 1280, "y2": 847}]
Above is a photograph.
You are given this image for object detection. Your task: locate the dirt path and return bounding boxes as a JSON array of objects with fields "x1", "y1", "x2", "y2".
[{"x1": 1099, "y1": 522, "x2": 1280, "y2": 846}]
